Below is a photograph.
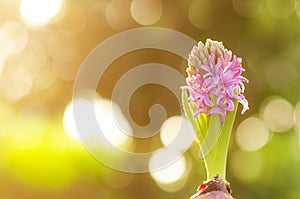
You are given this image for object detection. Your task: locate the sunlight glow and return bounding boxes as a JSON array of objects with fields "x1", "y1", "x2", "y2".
[
  {"x1": 0, "y1": 61, "x2": 33, "y2": 101},
  {"x1": 20, "y1": 0, "x2": 62, "y2": 28},
  {"x1": 160, "y1": 116, "x2": 193, "y2": 148},
  {"x1": 52, "y1": 47, "x2": 83, "y2": 81},
  {"x1": 149, "y1": 155, "x2": 186, "y2": 184},
  {"x1": 230, "y1": 150, "x2": 263, "y2": 182},
  {"x1": 295, "y1": 102, "x2": 300, "y2": 146},
  {"x1": 236, "y1": 116, "x2": 270, "y2": 151},
  {"x1": 105, "y1": 0, "x2": 134, "y2": 30},
  {"x1": 262, "y1": 97, "x2": 294, "y2": 133},
  {"x1": 63, "y1": 97, "x2": 131, "y2": 147},
  {"x1": 188, "y1": 0, "x2": 215, "y2": 30},
  {"x1": 0, "y1": 55, "x2": 5, "y2": 75},
  {"x1": 0, "y1": 21, "x2": 28, "y2": 57},
  {"x1": 46, "y1": 31, "x2": 78, "y2": 59},
  {"x1": 232, "y1": 0, "x2": 263, "y2": 18},
  {"x1": 130, "y1": 0, "x2": 163, "y2": 26},
  {"x1": 63, "y1": 101, "x2": 79, "y2": 141},
  {"x1": 101, "y1": 166, "x2": 134, "y2": 189},
  {"x1": 56, "y1": 2, "x2": 86, "y2": 34},
  {"x1": 266, "y1": 0, "x2": 295, "y2": 19},
  {"x1": 94, "y1": 98, "x2": 132, "y2": 147}
]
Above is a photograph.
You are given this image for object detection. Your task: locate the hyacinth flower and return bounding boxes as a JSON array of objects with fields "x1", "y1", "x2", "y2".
[{"x1": 181, "y1": 39, "x2": 249, "y2": 199}]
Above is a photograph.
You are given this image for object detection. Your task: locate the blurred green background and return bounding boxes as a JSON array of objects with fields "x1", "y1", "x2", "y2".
[{"x1": 0, "y1": 0, "x2": 300, "y2": 198}]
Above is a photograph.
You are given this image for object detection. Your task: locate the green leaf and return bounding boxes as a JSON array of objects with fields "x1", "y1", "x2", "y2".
[
  {"x1": 204, "y1": 99, "x2": 238, "y2": 179},
  {"x1": 194, "y1": 108, "x2": 208, "y2": 139},
  {"x1": 201, "y1": 113, "x2": 222, "y2": 178},
  {"x1": 182, "y1": 88, "x2": 239, "y2": 180},
  {"x1": 181, "y1": 89, "x2": 208, "y2": 144},
  {"x1": 213, "y1": 99, "x2": 238, "y2": 179},
  {"x1": 181, "y1": 89, "x2": 198, "y2": 133}
]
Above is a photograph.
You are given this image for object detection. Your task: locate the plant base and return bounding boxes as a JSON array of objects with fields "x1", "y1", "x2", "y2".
[{"x1": 189, "y1": 175, "x2": 233, "y2": 199}]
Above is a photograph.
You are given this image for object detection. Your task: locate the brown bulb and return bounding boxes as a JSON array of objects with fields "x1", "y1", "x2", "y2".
[{"x1": 189, "y1": 175, "x2": 234, "y2": 199}]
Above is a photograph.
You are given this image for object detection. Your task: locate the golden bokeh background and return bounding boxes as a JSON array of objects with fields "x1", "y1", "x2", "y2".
[{"x1": 0, "y1": 0, "x2": 300, "y2": 198}]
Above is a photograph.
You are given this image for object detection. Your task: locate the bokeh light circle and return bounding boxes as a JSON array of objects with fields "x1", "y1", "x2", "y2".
[
  {"x1": 0, "y1": 59, "x2": 33, "y2": 101},
  {"x1": 296, "y1": 0, "x2": 300, "y2": 21},
  {"x1": 63, "y1": 97, "x2": 132, "y2": 147},
  {"x1": 265, "y1": 61, "x2": 297, "y2": 91},
  {"x1": 236, "y1": 116, "x2": 270, "y2": 151},
  {"x1": 266, "y1": 0, "x2": 295, "y2": 19},
  {"x1": 295, "y1": 102, "x2": 300, "y2": 129},
  {"x1": 295, "y1": 102, "x2": 300, "y2": 146},
  {"x1": 149, "y1": 154, "x2": 186, "y2": 184},
  {"x1": 232, "y1": 0, "x2": 263, "y2": 18},
  {"x1": 230, "y1": 150, "x2": 263, "y2": 182},
  {"x1": 0, "y1": 21, "x2": 28, "y2": 57},
  {"x1": 160, "y1": 116, "x2": 193, "y2": 148},
  {"x1": 0, "y1": 55, "x2": 5, "y2": 75},
  {"x1": 101, "y1": 166, "x2": 134, "y2": 189},
  {"x1": 130, "y1": 0, "x2": 163, "y2": 26},
  {"x1": 57, "y1": 2, "x2": 87, "y2": 34},
  {"x1": 19, "y1": 0, "x2": 62, "y2": 28},
  {"x1": 46, "y1": 30, "x2": 78, "y2": 59},
  {"x1": 261, "y1": 96, "x2": 295, "y2": 133},
  {"x1": 52, "y1": 48, "x2": 83, "y2": 81},
  {"x1": 188, "y1": 0, "x2": 215, "y2": 30},
  {"x1": 105, "y1": 0, "x2": 134, "y2": 30}
]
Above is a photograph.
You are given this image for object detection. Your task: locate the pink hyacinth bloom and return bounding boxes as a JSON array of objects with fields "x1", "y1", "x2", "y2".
[{"x1": 186, "y1": 39, "x2": 249, "y2": 122}]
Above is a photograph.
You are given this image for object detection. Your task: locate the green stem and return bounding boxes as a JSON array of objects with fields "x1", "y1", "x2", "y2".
[
  {"x1": 203, "y1": 100, "x2": 238, "y2": 180},
  {"x1": 202, "y1": 113, "x2": 221, "y2": 179},
  {"x1": 182, "y1": 88, "x2": 239, "y2": 180}
]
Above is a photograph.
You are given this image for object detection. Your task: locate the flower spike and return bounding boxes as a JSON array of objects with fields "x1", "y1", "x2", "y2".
[{"x1": 186, "y1": 39, "x2": 249, "y2": 122}]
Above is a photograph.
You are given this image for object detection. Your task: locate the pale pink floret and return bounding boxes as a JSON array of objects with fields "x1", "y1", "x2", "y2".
[{"x1": 186, "y1": 39, "x2": 249, "y2": 122}]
